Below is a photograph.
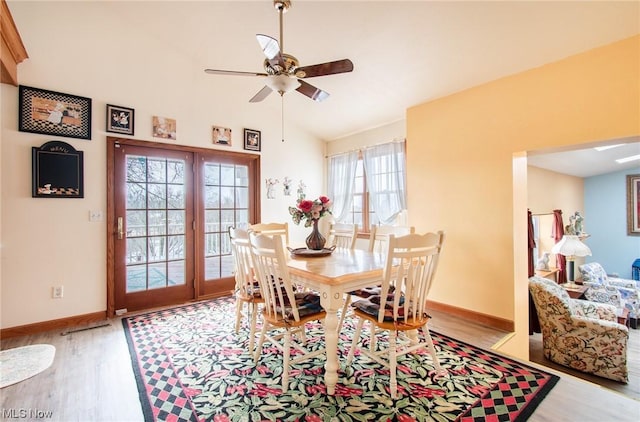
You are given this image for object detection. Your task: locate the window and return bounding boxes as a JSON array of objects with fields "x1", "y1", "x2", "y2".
[
  {"x1": 343, "y1": 156, "x2": 379, "y2": 233},
  {"x1": 329, "y1": 141, "x2": 406, "y2": 234}
]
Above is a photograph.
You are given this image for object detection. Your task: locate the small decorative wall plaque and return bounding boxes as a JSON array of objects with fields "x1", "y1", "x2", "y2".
[
  {"x1": 213, "y1": 126, "x2": 232, "y2": 146},
  {"x1": 152, "y1": 116, "x2": 176, "y2": 140}
]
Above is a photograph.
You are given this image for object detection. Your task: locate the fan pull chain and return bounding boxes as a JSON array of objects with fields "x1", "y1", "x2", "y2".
[{"x1": 281, "y1": 95, "x2": 285, "y2": 142}]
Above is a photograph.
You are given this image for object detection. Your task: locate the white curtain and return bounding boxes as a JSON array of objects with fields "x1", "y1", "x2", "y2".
[
  {"x1": 327, "y1": 151, "x2": 358, "y2": 222},
  {"x1": 363, "y1": 141, "x2": 407, "y2": 225}
]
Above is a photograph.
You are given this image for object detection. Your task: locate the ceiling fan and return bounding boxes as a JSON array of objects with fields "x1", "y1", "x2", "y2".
[{"x1": 204, "y1": 0, "x2": 354, "y2": 103}]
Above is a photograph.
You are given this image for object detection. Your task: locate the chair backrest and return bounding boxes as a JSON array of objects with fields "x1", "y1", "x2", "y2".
[
  {"x1": 327, "y1": 222, "x2": 358, "y2": 249},
  {"x1": 368, "y1": 225, "x2": 415, "y2": 253},
  {"x1": 229, "y1": 227, "x2": 254, "y2": 296},
  {"x1": 578, "y1": 262, "x2": 608, "y2": 284},
  {"x1": 528, "y1": 276, "x2": 573, "y2": 320},
  {"x1": 248, "y1": 233, "x2": 301, "y2": 322},
  {"x1": 249, "y1": 222, "x2": 289, "y2": 247},
  {"x1": 374, "y1": 231, "x2": 445, "y2": 324}
]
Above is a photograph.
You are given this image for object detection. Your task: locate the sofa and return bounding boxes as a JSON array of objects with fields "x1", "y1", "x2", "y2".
[
  {"x1": 579, "y1": 262, "x2": 639, "y2": 328},
  {"x1": 529, "y1": 276, "x2": 629, "y2": 383}
]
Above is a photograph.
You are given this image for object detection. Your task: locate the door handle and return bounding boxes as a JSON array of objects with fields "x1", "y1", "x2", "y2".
[{"x1": 117, "y1": 217, "x2": 124, "y2": 239}]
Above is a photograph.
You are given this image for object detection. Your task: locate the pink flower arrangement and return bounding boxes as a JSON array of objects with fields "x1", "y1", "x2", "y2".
[{"x1": 288, "y1": 196, "x2": 332, "y2": 227}]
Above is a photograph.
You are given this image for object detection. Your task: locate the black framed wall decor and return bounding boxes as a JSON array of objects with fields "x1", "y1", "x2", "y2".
[
  {"x1": 19, "y1": 85, "x2": 92, "y2": 140},
  {"x1": 32, "y1": 141, "x2": 84, "y2": 198}
]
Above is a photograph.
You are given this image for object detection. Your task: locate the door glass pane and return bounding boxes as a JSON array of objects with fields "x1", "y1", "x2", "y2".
[
  {"x1": 148, "y1": 211, "x2": 166, "y2": 236},
  {"x1": 125, "y1": 155, "x2": 187, "y2": 293},
  {"x1": 204, "y1": 186, "x2": 220, "y2": 208},
  {"x1": 168, "y1": 260, "x2": 185, "y2": 285},
  {"x1": 148, "y1": 262, "x2": 167, "y2": 289},
  {"x1": 126, "y1": 211, "x2": 146, "y2": 237},
  {"x1": 167, "y1": 159, "x2": 184, "y2": 183},
  {"x1": 126, "y1": 264, "x2": 147, "y2": 292},
  {"x1": 126, "y1": 183, "x2": 146, "y2": 209},
  {"x1": 220, "y1": 164, "x2": 234, "y2": 185},
  {"x1": 147, "y1": 159, "x2": 166, "y2": 183},
  {"x1": 168, "y1": 184, "x2": 185, "y2": 208},
  {"x1": 168, "y1": 235, "x2": 185, "y2": 259},
  {"x1": 148, "y1": 184, "x2": 166, "y2": 209},
  {"x1": 202, "y1": 163, "x2": 249, "y2": 282},
  {"x1": 168, "y1": 210, "x2": 185, "y2": 234}
]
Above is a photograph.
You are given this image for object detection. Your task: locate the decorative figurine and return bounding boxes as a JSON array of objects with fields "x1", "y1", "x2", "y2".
[
  {"x1": 297, "y1": 180, "x2": 306, "y2": 201},
  {"x1": 266, "y1": 178, "x2": 279, "y2": 199},
  {"x1": 283, "y1": 176, "x2": 292, "y2": 196},
  {"x1": 536, "y1": 252, "x2": 550, "y2": 271}
]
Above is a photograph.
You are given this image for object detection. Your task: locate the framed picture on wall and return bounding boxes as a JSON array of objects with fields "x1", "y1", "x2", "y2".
[
  {"x1": 243, "y1": 128, "x2": 260, "y2": 151},
  {"x1": 627, "y1": 174, "x2": 640, "y2": 236},
  {"x1": 106, "y1": 104, "x2": 135, "y2": 135},
  {"x1": 19, "y1": 85, "x2": 92, "y2": 140}
]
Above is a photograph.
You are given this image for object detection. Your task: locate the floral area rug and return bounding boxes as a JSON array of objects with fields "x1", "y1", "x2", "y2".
[{"x1": 122, "y1": 297, "x2": 558, "y2": 422}]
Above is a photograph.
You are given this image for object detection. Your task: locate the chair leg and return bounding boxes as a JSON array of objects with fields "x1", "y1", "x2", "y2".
[
  {"x1": 248, "y1": 303, "x2": 258, "y2": 352},
  {"x1": 389, "y1": 330, "x2": 398, "y2": 399},
  {"x1": 254, "y1": 323, "x2": 269, "y2": 363},
  {"x1": 370, "y1": 322, "x2": 377, "y2": 353},
  {"x1": 337, "y1": 294, "x2": 352, "y2": 332},
  {"x1": 422, "y1": 326, "x2": 444, "y2": 374},
  {"x1": 282, "y1": 330, "x2": 291, "y2": 392},
  {"x1": 346, "y1": 318, "x2": 366, "y2": 365},
  {"x1": 235, "y1": 299, "x2": 243, "y2": 333}
]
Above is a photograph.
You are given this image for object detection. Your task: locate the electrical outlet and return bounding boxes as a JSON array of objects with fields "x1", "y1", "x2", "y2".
[{"x1": 52, "y1": 286, "x2": 64, "y2": 299}]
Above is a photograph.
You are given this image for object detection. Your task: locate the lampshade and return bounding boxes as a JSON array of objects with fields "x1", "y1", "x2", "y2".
[
  {"x1": 265, "y1": 75, "x2": 300, "y2": 94},
  {"x1": 551, "y1": 235, "x2": 592, "y2": 257}
]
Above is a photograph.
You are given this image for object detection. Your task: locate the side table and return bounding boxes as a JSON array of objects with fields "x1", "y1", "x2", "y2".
[
  {"x1": 563, "y1": 284, "x2": 587, "y2": 299},
  {"x1": 535, "y1": 267, "x2": 560, "y2": 283},
  {"x1": 617, "y1": 308, "x2": 630, "y2": 327}
]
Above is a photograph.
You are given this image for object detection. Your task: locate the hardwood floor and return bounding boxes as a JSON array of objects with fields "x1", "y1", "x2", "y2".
[{"x1": 1, "y1": 302, "x2": 639, "y2": 421}]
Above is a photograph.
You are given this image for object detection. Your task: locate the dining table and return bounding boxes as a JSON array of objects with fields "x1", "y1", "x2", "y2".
[{"x1": 286, "y1": 247, "x2": 386, "y2": 395}]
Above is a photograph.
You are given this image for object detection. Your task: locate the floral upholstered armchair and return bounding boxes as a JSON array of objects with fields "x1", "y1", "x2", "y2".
[
  {"x1": 579, "y1": 262, "x2": 639, "y2": 328},
  {"x1": 528, "y1": 276, "x2": 628, "y2": 383}
]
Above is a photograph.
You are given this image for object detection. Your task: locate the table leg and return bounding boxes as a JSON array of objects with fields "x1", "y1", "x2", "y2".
[{"x1": 320, "y1": 290, "x2": 343, "y2": 395}]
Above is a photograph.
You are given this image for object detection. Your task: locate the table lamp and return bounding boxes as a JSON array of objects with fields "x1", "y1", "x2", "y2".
[{"x1": 551, "y1": 235, "x2": 592, "y2": 289}]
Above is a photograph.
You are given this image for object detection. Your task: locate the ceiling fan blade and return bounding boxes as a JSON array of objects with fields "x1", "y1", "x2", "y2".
[
  {"x1": 249, "y1": 85, "x2": 273, "y2": 103},
  {"x1": 296, "y1": 80, "x2": 329, "y2": 102},
  {"x1": 256, "y1": 34, "x2": 285, "y2": 69},
  {"x1": 205, "y1": 69, "x2": 268, "y2": 77},
  {"x1": 256, "y1": 34, "x2": 280, "y2": 60},
  {"x1": 296, "y1": 59, "x2": 354, "y2": 78}
]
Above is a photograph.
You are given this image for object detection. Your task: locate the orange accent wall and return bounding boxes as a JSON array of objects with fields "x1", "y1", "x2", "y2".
[{"x1": 406, "y1": 35, "x2": 639, "y2": 358}]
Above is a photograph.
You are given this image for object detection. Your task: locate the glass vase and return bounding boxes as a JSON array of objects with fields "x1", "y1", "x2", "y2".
[{"x1": 305, "y1": 219, "x2": 326, "y2": 250}]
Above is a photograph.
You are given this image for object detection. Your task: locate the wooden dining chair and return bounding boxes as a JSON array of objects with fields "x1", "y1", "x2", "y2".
[
  {"x1": 249, "y1": 222, "x2": 289, "y2": 247},
  {"x1": 346, "y1": 231, "x2": 446, "y2": 399},
  {"x1": 248, "y1": 232, "x2": 326, "y2": 392},
  {"x1": 229, "y1": 227, "x2": 263, "y2": 352},
  {"x1": 339, "y1": 225, "x2": 416, "y2": 330},
  {"x1": 327, "y1": 222, "x2": 358, "y2": 250},
  {"x1": 368, "y1": 224, "x2": 415, "y2": 253}
]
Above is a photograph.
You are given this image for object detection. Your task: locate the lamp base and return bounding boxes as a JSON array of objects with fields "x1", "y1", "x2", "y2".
[{"x1": 564, "y1": 282, "x2": 580, "y2": 290}]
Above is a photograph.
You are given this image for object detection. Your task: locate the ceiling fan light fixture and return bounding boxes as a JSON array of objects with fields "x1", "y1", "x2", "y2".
[{"x1": 265, "y1": 74, "x2": 300, "y2": 94}]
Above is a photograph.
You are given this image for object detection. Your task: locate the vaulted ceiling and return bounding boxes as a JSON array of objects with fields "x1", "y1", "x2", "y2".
[
  {"x1": 92, "y1": 0, "x2": 639, "y2": 142},
  {"x1": 8, "y1": 1, "x2": 639, "y2": 176}
]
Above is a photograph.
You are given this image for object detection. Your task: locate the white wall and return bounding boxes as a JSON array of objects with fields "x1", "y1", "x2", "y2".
[{"x1": 1, "y1": 2, "x2": 324, "y2": 329}]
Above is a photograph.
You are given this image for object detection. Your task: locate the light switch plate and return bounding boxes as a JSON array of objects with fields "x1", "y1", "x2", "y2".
[{"x1": 89, "y1": 210, "x2": 104, "y2": 222}]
